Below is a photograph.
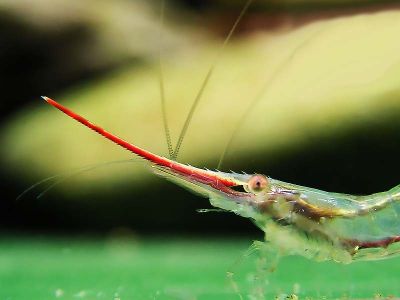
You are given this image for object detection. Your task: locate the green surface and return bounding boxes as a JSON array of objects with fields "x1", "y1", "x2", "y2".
[{"x1": 1, "y1": 236, "x2": 399, "y2": 299}]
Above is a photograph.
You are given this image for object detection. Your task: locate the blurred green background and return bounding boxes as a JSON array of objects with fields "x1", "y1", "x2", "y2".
[{"x1": 1, "y1": 0, "x2": 400, "y2": 299}]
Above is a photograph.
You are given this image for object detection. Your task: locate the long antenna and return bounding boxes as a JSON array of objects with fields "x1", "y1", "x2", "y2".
[
  {"x1": 158, "y1": 0, "x2": 174, "y2": 158},
  {"x1": 172, "y1": 0, "x2": 253, "y2": 161},
  {"x1": 217, "y1": 31, "x2": 322, "y2": 169},
  {"x1": 16, "y1": 159, "x2": 139, "y2": 201}
]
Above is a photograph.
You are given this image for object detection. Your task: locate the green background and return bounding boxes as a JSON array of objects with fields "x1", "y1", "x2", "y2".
[{"x1": 1, "y1": 236, "x2": 399, "y2": 299}]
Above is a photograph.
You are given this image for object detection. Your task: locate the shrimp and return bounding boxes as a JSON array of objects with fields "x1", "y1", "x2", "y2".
[
  {"x1": 42, "y1": 96, "x2": 400, "y2": 266},
  {"x1": 35, "y1": 3, "x2": 400, "y2": 299}
]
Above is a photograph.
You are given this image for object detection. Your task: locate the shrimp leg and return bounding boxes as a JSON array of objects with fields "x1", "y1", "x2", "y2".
[
  {"x1": 227, "y1": 240, "x2": 280, "y2": 300},
  {"x1": 249, "y1": 241, "x2": 280, "y2": 300}
]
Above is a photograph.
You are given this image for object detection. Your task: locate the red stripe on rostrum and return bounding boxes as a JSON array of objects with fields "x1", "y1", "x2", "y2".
[
  {"x1": 42, "y1": 96, "x2": 236, "y2": 189},
  {"x1": 344, "y1": 236, "x2": 400, "y2": 249}
]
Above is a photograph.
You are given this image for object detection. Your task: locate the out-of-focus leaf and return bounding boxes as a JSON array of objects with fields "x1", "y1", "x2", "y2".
[
  {"x1": 0, "y1": 0, "x2": 200, "y2": 117},
  {"x1": 0, "y1": 0, "x2": 192, "y2": 65},
  {"x1": 2, "y1": 10, "x2": 400, "y2": 195},
  {"x1": 212, "y1": 0, "x2": 397, "y2": 9}
]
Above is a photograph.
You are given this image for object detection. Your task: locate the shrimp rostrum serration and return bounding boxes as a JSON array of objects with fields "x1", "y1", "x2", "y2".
[{"x1": 43, "y1": 96, "x2": 400, "y2": 265}]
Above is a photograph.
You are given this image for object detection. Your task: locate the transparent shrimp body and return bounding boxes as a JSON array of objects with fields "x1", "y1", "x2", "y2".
[
  {"x1": 155, "y1": 162, "x2": 400, "y2": 264},
  {"x1": 243, "y1": 178, "x2": 400, "y2": 264},
  {"x1": 43, "y1": 96, "x2": 400, "y2": 266}
]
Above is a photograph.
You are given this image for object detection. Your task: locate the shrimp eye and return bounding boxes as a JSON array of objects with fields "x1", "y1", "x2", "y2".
[{"x1": 247, "y1": 174, "x2": 269, "y2": 194}]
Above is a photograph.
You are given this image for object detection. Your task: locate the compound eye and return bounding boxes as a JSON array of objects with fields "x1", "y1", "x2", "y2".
[{"x1": 248, "y1": 174, "x2": 269, "y2": 194}]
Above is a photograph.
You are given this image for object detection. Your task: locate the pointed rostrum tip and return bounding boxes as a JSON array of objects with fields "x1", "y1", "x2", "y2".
[{"x1": 41, "y1": 96, "x2": 58, "y2": 107}]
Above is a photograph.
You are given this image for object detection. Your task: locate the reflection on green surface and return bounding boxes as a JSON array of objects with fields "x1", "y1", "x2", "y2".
[{"x1": 1, "y1": 236, "x2": 399, "y2": 299}]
